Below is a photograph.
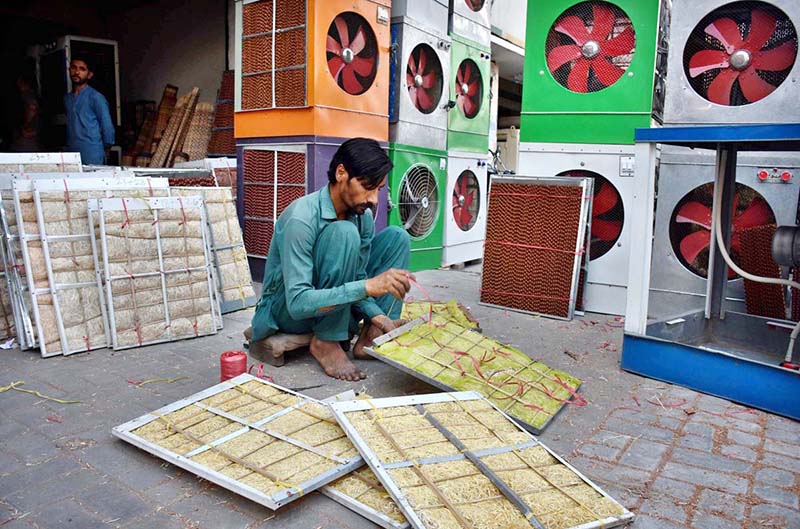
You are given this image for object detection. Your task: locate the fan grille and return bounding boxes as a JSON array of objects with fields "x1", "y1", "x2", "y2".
[
  {"x1": 407, "y1": 44, "x2": 444, "y2": 114},
  {"x1": 559, "y1": 170, "x2": 624, "y2": 260},
  {"x1": 683, "y1": 1, "x2": 798, "y2": 107},
  {"x1": 452, "y1": 170, "x2": 481, "y2": 231},
  {"x1": 326, "y1": 12, "x2": 379, "y2": 95},
  {"x1": 399, "y1": 165, "x2": 440, "y2": 238},
  {"x1": 455, "y1": 59, "x2": 484, "y2": 119},
  {"x1": 545, "y1": 1, "x2": 636, "y2": 93},
  {"x1": 669, "y1": 182, "x2": 776, "y2": 279}
]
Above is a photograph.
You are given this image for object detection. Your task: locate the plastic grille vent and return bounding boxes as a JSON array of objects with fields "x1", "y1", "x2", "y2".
[
  {"x1": 739, "y1": 224, "x2": 786, "y2": 318},
  {"x1": 243, "y1": 150, "x2": 275, "y2": 183},
  {"x1": 559, "y1": 170, "x2": 624, "y2": 260},
  {"x1": 683, "y1": 1, "x2": 798, "y2": 106},
  {"x1": 244, "y1": 218, "x2": 274, "y2": 257},
  {"x1": 326, "y1": 12, "x2": 379, "y2": 95},
  {"x1": 407, "y1": 44, "x2": 444, "y2": 114},
  {"x1": 481, "y1": 182, "x2": 586, "y2": 318},
  {"x1": 669, "y1": 182, "x2": 776, "y2": 279},
  {"x1": 545, "y1": 1, "x2": 636, "y2": 93},
  {"x1": 241, "y1": 0, "x2": 307, "y2": 110},
  {"x1": 399, "y1": 164, "x2": 439, "y2": 238},
  {"x1": 451, "y1": 170, "x2": 480, "y2": 231}
]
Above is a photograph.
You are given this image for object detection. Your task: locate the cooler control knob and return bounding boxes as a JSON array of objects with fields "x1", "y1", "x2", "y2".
[
  {"x1": 781, "y1": 171, "x2": 793, "y2": 183},
  {"x1": 758, "y1": 170, "x2": 769, "y2": 181}
]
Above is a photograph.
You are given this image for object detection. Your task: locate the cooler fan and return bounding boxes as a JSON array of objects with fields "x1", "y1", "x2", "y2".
[
  {"x1": 326, "y1": 11, "x2": 379, "y2": 95},
  {"x1": 671, "y1": 182, "x2": 775, "y2": 278},
  {"x1": 455, "y1": 59, "x2": 483, "y2": 119},
  {"x1": 546, "y1": 1, "x2": 637, "y2": 93},
  {"x1": 684, "y1": 2, "x2": 798, "y2": 106},
  {"x1": 407, "y1": 44, "x2": 444, "y2": 114},
  {"x1": 466, "y1": 0, "x2": 486, "y2": 11},
  {"x1": 399, "y1": 165, "x2": 440, "y2": 238},
  {"x1": 452, "y1": 170, "x2": 480, "y2": 231},
  {"x1": 560, "y1": 170, "x2": 624, "y2": 260}
]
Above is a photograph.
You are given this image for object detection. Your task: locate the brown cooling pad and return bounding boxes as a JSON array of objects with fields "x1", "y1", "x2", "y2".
[
  {"x1": 276, "y1": 0, "x2": 306, "y2": 29},
  {"x1": 275, "y1": 69, "x2": 306, "y2": 107},
  {"x1": 245, "y1": 219, "x2": 274, "y2": 257},
  {"x1": 242, "y1": 73, "x2": 273, "y2": 110},
  {"x1": 243, "y1": 35, "x2": 273, "y2": 74},
  {"x1": 243, "y1": 150, "x2": 275, "y2": 183},
  {"x1": 793, "y1": 268, "x2": 800, "y2": 322},
  {"x1": 277, "y1": 151, "x2": 305, "y2": 184},
  {"x1": 245, "y1": 185, "x2": 274, "y2": 219},
  {"x1": 481, "y1": 181, "x2": 586, "y2": 319},
  {"x1": 275, "y1": 28, "x2": 306, "y2": 69},
  {"x1": 242, "y1": 0, "x2": 273, "y2": 36},
  {"x1": 739, "y1": 224, "x2": 785, "y2": 319}
]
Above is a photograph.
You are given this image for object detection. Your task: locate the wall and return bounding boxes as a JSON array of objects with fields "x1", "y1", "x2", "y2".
[
  {"x1": 491, "y1": 0, "x2": 526, "y2": 48},
  {"x1": 111, "y1": 0, "x2": 235, "y2": 105}
]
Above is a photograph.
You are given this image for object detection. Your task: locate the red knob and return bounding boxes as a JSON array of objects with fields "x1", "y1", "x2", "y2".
[
  {"x1": 758, "y1": 170, "x2": 769, "y2": 181},
  {"x1": 781, "y1": 171, "x2": 792, "y2": 182}
]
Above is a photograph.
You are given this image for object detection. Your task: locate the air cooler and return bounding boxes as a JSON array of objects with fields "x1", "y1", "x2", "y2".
[
  {"x1": 663, "y1": 0, "x2": 799, "y2": 125},
  {"x1": 234, "y1": 0, "x2": 391, "y2": 140}
]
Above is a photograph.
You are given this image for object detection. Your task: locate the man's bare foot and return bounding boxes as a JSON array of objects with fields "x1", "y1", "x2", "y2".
[
  {"x1": 353, "y1": 319, "x2": 408, "y2": 359},
  {"x1": 310, "y1": 336, "x2": 366, "y2": 381}
]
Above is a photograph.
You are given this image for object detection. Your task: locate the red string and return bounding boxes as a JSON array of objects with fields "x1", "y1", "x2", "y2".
[
  {"x1": 147, "y1": 178, "x2": 154, "y2": 197},
  {"x1": 63, "y1": 179, "x2": 70, "y2": 203},
  {"x1": 485, "y1": 239, "x2": 584, "y2": 256},
  {"x1": 177, "y1": 197, "x2": 187, "y2": 226},
  {"x1": 192, "y1": 319, "x2": 199, "y2": 336},
  {"x1": 121, "y1": 199, "x2": 131, "y2": 229},
  {"x1": 83, "y1": 335, "x2": 90, "y2": 351},
  {"x1": 490, "y1": 192, "x2": 581, "y2": 200},
  {"x1": 134, "y1": 324, "x2": 143, "y2": 346},
  {"x1": 480, "y1": 287, "x2": 571, "y2": 302}
]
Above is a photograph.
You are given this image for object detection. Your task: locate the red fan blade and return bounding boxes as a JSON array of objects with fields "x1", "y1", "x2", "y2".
[
  {"x1": 592, "y1": 59, "x2": 625, "y2": 87},
  {"x1": 591, "y1": 3, "x2": 615, "y2": 41},
  {"x1": 409, "y1": 86, "x2": 419, "y2": 107},
  {"x1": 418, "y1": 48, "x2": 427, "y2": 74},
  {"x1": 676, "y1": 201, "x2": 712, "y2": 229},
  {"x1": 406, "y1": 71, "x2": 415, "y2": 87},
  {"x1": 326, "y1": 35, "x2": 342, "y2": 55},
  {"x1": 593, "y1": 183, "x2": 618, "y2": 216},
  {"x1": 555, "y1": 15, "x2": 591, "y2": 46},
  {"x1": 680, "y1": 229, "x2": 711, "y2": 264},
  {"x1": 462, "y1": 94, "x2": 477, "y2": 116},
  {"x1": 350, "y1": 55, "x2": 375, "y2": 77},
  {"x1": 567, "y1": 59, "x2": 591, "y2": 93},
  {"x1": 688, "y1": 50, "x2": 730, "y2": 77},
  {"x1": 739, "y1": 67, "x2": 777, "y2": 103},
  {"x1": 452, "y1": 205, "x2": 463, "y2": 225},
  {"x1": 350, "y1": 26, "x2": 367, "y2": 55},
  {"x1": 452, "y1": 192, "x2": 459, "y2": 208},
  {"x1": 464, "y1": 61, "x2": 473, "y2": 84},
  {"x1": 707, "y1": 68, "x2": 740, "y2": 105},
  {"x1": 342, "y1": 66, "x2": 363, "y2": 94},
  {"x1": 408, "y1": 53, "x2": 417, "y2": 76},
  {"x1": 466, "y1": 79, "x2": 480, "y2": 97},
  {"x1": 734, "y1": 197, "x2": 772, "y2": 231},
  {"x1": 705, "y1": 17, "x2": 743, "y2": 54},
  {"x1": 592, "y1": 218, "x2": 622, "y2": 242},
  {"x1": 459, "y1": 206, "x2": 474, "y2": 229},
  {"x1": 601, "y1": 27, "x2": 635, "y2": 57},
  {"x1": 547, "y1": 45, "x2": 582, "y2": 71},
  {"x1": 754, "y1": 41, "x2": 798, "y2": 71},
  {"x1": 457, "y1": 177, "x2": 468, "y2": 196},
  {"x1": 743, "y1": 10, "x2": 776, "y2": 53},
  {"x1": 328, "y1": 56, "x2": 346, "y2": 81},
  {"x1": 422, "y1": 72, "x2": 437, "y2": 89},
  {"x1": 334, "y1": 16, "x2": 350, "y2": 49},
  {"x1": 463, "y1": 189, "x2": 474, "y2": 207},
  {"x1": 417, "y1": 87, "x2": 433, "y2": 111},
  {"x1": 457, "y1": 95, "x2": 467, "y2": 114},
  {"x1": 456, "y1": 65, "x2": 464, "y2": 85}
]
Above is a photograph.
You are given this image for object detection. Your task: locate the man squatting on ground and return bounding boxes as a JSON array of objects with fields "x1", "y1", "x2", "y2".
[{"x1": 250, "y1": 138, "x2": 412, "y2": 381}]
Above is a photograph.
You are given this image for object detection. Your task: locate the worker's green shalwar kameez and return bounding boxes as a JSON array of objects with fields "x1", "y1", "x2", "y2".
[{"x1": 250, "y1": 185, "x2": 410, "y2": 343}]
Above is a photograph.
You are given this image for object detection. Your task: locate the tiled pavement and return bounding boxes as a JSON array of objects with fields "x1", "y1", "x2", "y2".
[{"x1": 0, "y1": 267, "x2": 798, "y2": 528}]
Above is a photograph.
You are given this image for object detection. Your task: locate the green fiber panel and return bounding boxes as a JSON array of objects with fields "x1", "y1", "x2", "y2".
[
  {"x1": 520, "y1": 0, "x2": 663, "y2": 145},
  {"x1": 448, "y1": 35, "x2": 491, "y2": 153},
  {"x1": 388, "y1": 143, "x2": 447, "y2": 272}
]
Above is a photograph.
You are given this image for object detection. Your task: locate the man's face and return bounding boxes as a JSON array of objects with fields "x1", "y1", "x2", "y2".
[
  {"x1": 337, "y1": 165, "x2": 385, "y2": 216},
  {"x1": 69, "y1": 60, "x2": 92, "y2": 86}
]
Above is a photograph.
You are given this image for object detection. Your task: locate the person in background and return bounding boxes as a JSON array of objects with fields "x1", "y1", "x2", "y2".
[
  {"x1": 9, "y1": 72, "x2": 42, "y2": 152},
  {"x1": 64, "y1": 57, "x2": 114, "y2": 164}
]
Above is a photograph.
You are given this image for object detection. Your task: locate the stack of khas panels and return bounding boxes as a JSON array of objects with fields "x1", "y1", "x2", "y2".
[
  {"x1": 88, "y1": 196, "x2": 220, "y2": 350},
  {"x1": 329, "y1": 392, "x2": 633, "y2": 529},
  {"x1": 480, "y1": 176, "x2": 592, "y2": 320},
  {"x1": 13, "y1": 177, "x2": 170, "y2": 357},
  {"x1": 0, "y1": 152, "x2": 83, "y2": 173},
  {"x1": 113, "y1": 374, "x2": 363, "y2": 509},
  {"x1": 171, "y1": 187, "x2": 256, "y2": 313}
]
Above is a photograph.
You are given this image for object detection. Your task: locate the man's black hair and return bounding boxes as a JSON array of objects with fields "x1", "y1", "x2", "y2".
[
  {"x1": 327, "y1": 137, "x2": 392, "y2": 190},
  {"x1": 70, "y1": 56, "x2": 93, "y2": 72}
]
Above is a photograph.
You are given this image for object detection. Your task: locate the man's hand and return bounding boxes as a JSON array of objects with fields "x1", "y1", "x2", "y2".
[
  {"x1": 371, "y1": 314, "x2": 396, "y2": 334},
  {"x1": 365, "y1": 268, "x2": 412, "y2": 300}
]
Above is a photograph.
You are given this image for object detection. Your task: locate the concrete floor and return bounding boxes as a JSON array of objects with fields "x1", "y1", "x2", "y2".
[{"x1": 0, "y1": 265, "x2": 798, "y2": 529}]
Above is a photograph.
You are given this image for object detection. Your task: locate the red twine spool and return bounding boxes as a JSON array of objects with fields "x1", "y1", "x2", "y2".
[{"x1": 220, "y1": 350, "x2": 247, "y2": 382}]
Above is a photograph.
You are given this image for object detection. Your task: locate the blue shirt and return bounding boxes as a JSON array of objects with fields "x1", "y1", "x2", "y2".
[
  {"x1": 64, "y1": 85, "x2": 115, "y2": 164},
  {"x1": 254, "y1": 185, "x2": 382, "y2": 338}
]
